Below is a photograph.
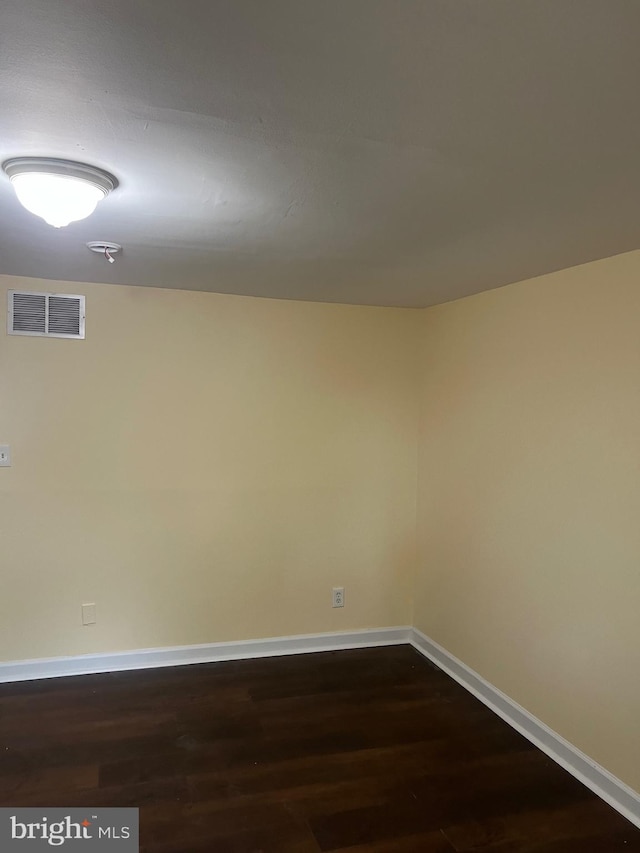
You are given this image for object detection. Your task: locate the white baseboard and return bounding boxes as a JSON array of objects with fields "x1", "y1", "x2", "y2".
[
  {"x1": 410, "y1": 627, "x2": 640, "y2": 830},
  {"x1": 0, "y1": 626, "x2": 411, "y2": 684}
]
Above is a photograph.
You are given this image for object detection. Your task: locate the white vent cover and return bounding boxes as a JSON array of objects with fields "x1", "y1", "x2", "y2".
[{"x1": 8, "y1": 290, "x2": 85, "y2": 339}]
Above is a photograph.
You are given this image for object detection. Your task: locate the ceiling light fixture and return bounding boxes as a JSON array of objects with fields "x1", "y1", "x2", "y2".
[{"x1": 2, "y1": 158, "x2": 118, "y2": 228}]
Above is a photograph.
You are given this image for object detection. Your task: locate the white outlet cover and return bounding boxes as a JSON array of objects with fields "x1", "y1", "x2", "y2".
[
  {"x1": 0, "y1": 446, "x2": 10, "y2": 467},
  {"x1": 82, "y1": 603, "x2": 96, "y2": 625}
]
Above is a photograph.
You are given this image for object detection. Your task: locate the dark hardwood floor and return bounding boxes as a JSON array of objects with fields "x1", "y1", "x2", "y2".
[{"x1": 1, "y1": 645, "x2": 638, "y2": 852}]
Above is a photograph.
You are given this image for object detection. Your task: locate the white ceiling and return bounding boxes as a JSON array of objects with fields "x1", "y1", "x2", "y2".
[{"x1": 1, "y1": 1, "x2": 639, "y2": 307}]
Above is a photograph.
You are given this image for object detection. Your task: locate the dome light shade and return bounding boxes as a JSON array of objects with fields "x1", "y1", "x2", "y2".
[
  {"x1": 11, "y1": 173, "x2": 105, "y2": 228},
  {"x1": 2, "y1": 158, "x2": 117, "y2": 228}
]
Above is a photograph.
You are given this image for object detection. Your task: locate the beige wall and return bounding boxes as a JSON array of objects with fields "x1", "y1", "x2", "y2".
[
  {"x1": 415, "y1": 250, "x2": 640, "y2": 791},
  {"x1": 0, "y1": 275, "x2": 419, "y2": 662}
]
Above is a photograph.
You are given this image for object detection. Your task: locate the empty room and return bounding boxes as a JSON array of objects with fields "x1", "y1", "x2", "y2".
[{"x1": 1, "y1": 1, "x2": 639, "y2": 851}]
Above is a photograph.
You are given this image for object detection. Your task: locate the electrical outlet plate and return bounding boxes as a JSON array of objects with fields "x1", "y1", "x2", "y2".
[
  {"x1": 0, "y1": 445, "x2": 10, "y2": 467},
  {"x1": 82, "y1": 603, "x2": 96, "y2": 625},
  {"x1": 332, "y1": 587, "x2": 345, "y2": 608}
]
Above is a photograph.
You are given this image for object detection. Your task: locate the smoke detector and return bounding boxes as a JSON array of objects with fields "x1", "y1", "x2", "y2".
[{"x1": 87, "y1": 241, "x2": 122, "y2": 264}]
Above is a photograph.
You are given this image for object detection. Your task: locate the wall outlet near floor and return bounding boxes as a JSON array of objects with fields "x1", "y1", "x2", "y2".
[
  {"x1": 81, "y1": 603, "x2": 97, "y2": 626},
  {"x1": 0, "y1": 446, "x2": 10, "y2": 467},
  {"x1": 332, "y1": 587, "x2": 345, "y2": 608}
]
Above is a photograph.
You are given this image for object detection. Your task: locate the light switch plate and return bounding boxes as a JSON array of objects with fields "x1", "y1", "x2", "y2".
[{"x1": 0, "y1": 446, "x2": 10, "y2": 467}]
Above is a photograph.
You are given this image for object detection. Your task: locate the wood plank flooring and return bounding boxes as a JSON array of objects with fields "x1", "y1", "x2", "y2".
[{"x1": 1, "y1": 645, "x2": 638, "y2": 851}]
